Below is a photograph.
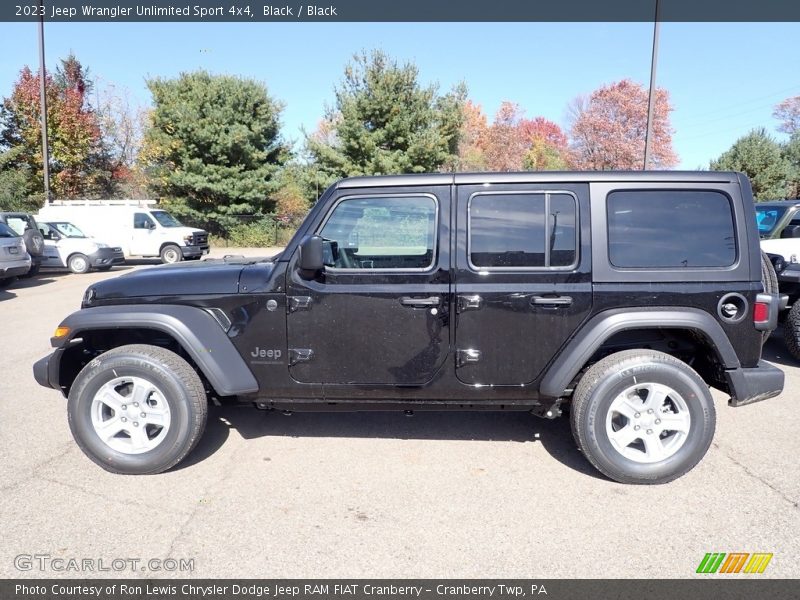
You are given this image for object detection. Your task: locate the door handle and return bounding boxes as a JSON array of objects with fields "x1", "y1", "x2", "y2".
[
  {"x1": 400, "y1": 296, "x2": 441, "y2": 307},
  {"x1": 531, "y1": 295, "x2": 573, "y2": 307}
]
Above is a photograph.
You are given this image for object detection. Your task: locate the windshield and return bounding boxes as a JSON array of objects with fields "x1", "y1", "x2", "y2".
[
  {"x1": 0, "y1": 223, "x2": 17, "y2": 238},
  {"x1": 756, "y1": 206, "x2": 788, "y2": 238},
  {"x1": 51, "y1": 222, "x2": 87, "y2": 238},
  {"x1": 150, "y1": 210, "x2": 183, "y2": 228}
]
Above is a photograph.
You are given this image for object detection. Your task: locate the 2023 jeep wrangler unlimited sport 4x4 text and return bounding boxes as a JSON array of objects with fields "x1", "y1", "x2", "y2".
[{"x1": 33, "y1": 171, "x2": 785, "y2": 483}]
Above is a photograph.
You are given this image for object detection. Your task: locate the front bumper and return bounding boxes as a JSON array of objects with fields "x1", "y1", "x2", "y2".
[
  {"x1": 181, "y1": 244, "x2": 210, "y2": 258},
  {"x1": 89, "y1": 247, "x2": 125, "y2": 268},
  {"x1": 725, "y1": 360, "x2": 785, "y2": 407},
  {"x1": 33, "y1": 349, "x2": 63, "y2": 392}
]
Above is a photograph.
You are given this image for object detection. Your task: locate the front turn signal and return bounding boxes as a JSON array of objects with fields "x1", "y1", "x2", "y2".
[{"x1": 53, "y1": 326, "x2": 70, "y2": 338}]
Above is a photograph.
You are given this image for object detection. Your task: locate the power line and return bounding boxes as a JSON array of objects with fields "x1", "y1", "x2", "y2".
[{"x1": 678, "y1": 84, "x2": 800, "y2": 125}]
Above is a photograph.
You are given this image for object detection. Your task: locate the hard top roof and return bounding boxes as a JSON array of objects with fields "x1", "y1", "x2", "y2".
[{"x1": 336, "y1": 170, "x2": 742, "y2": 188}]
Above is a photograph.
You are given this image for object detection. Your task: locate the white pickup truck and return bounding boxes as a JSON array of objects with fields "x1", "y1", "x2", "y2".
[{"x1": 37, "y1": 200, "x2": 210, "y2": 264}]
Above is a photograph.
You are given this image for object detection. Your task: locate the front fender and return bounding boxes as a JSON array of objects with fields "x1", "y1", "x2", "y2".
[{"x1": 47, "y1": 304, "x2": 259, "y2": 396}]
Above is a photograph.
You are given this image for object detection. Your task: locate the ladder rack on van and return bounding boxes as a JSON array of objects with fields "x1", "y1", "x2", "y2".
[{"x1": 48, "y1": 199, "x2": 157, "y2": 207}]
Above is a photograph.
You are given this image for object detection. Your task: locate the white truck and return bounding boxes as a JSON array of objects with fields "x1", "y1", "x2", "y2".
[{"x1": 36, "y1": 200, "x2": 210, "y2": 264}]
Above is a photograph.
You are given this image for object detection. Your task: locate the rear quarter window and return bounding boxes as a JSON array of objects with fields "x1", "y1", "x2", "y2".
[{"x1": 607, "y1": 190, "x2": 736, "y2": 268}]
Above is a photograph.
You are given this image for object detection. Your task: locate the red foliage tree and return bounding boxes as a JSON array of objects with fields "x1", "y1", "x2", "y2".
[
  {"x1": 569, "y1": 79, "x2": 677, "y2": 170},
  {"x1": 774, "y1": 96, "x2": 800, "y2": 135},
  {"x1": 0, "y1": 54, "x2": 111, "y2": 199}
]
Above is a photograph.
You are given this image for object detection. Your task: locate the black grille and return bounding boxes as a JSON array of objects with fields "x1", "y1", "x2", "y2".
[{"x1": 193, "y1": 232, "x2": 209, "y2": 246}]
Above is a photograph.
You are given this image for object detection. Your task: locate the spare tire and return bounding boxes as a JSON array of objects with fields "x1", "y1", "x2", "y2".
[
  {"x1": 761, "y1": 250, "x2": 779, "y2": 344},
  {"x1": 22, "y1": 227, "x2": 44, "y2": 257}
]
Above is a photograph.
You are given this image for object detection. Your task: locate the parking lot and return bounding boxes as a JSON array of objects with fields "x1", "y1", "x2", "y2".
[{"x1": 1, "y1": 251, "x2": 799, "y2": 579}]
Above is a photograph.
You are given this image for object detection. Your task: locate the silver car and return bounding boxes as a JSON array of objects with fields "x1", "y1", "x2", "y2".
[{"x1": 0, "y1": 222, "x2": 32, "y2": 288}]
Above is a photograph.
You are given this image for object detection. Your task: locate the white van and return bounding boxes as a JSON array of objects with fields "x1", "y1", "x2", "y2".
[
  {"x1": 37, "y1": 200, "x2": 210, "y2": 264},
  {"x1": 36, "y1": 221, "x2": 125, "y2": 273}
]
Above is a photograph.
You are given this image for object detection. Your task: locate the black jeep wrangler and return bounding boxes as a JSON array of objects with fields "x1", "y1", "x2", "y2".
[{"x1": 33, "y1": 171, "x2": 785, "y2": 484}]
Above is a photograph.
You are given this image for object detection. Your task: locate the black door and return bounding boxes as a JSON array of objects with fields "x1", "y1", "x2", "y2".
[
  {"x1": 454, "y1": 182, "x2": 592, "y2": 385},
  {"x1": 286, "y1": 186, "x2": 451, "y2": 385}
]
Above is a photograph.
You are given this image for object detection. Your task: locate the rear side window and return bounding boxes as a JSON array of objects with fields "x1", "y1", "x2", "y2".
[
  {"x1": 0, "y1": 223, "x2": 16, "y2": 238},
  {"x1": 607, "y1": 190, "x2": 736, "y2": 268},
  {"x1": 469, "y1": 192, "x2": 577, "y2": 269}
]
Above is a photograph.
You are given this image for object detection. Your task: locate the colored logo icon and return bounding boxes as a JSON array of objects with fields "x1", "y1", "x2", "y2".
[{"x1": 697, "y1": 552, "x2": 773, "y2": 574}]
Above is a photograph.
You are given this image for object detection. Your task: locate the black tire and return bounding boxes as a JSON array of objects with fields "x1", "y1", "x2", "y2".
[
  {"x1": 22, "y1": 228, "x2": 44, "y2": 258},
  {"x1": 67, "y1": 253, "x2": 91, "y2": 274},
  {"x1": 24, "y1": 263, "x2": 40, "y2": 277},
  {"x1": 570, "y1": 349, "x2": 716, "y2": 485},
  {"x1": 67, "y1": 344, "x2": 208, "y2": 474},
  {"x1": 783, "y1": 302, "x2": 800, "y2": 361},
  {"x1": 160, "y1": 244, "x2": 182, "y2": 264},
  {"x1": 761, "y1": 250, "x2": 779, "y2": 344}
]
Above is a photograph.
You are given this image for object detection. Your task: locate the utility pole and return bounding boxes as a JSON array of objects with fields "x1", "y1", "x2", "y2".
[
  {"x1": 37, "y1": 0, "x2": 51, "y2": 205},
  {"x1": 643, "y1": 0, "x2": 661, "y2": 170}
]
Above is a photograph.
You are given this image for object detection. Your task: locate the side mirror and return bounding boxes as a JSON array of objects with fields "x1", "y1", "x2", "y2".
[
  {"x1": 297, "y1": 235, "x2": 324, "y2": 279},
  {"x1": 781, "y1": 224, "x2": 800, "y2": 239},
  {"x1": 147, "y1": 221, "x2": 157, "y2": 230}
]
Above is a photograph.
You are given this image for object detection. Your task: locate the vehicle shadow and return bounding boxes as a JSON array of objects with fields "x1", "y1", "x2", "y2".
[
  {"x1": 761, "y1": 328, "x2": 798, "y2": 368},
  {"x1": 178, "y1": 404, "x2": 605, "y2": 480},
  {"x1": 6, "y1": 272, "x2": 68, "y2": 289},
  {"x1": 0, "y1": 288, "x2": 17, "y2": 301}
]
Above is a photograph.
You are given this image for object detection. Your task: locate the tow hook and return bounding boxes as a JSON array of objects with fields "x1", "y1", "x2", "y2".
[{"x1": 531, "y1": 402, "x2": 562, "y2": 419}]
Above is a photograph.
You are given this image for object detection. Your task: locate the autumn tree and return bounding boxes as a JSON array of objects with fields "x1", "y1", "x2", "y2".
[
  {"x1": 454, "y1": 101, "x2": 571, "y2": 172},
  {"x1": 521, "y1": 116, "x2": 571, "y2": 170},
  {"x1": 141, "y1": 70, "x2": 288, "y2": 233},
  {"x1": 452, "y1": 100, "x2": 488, "y2": 171},
  {"x1": 483, "y1": 102, "x2": 528, "y2": 171},
  {"x1": 774, "y1": 96, "x2": 800, "y2": 134},
  {"x1": 306, "y1": 50, "x2": 466, "y2": 183},
  {"x1": 0, "y1": 54, "x2": 112, "y2": 200},
  {"x1": 569, "y1": 79, "x2": 677, "y2": 170},
  {"x1": 96, "y1": 83, "x2": 148, "y2": 197},
  {"x1": 710, "y1": 128, "x2": 790, "y2": 200}
]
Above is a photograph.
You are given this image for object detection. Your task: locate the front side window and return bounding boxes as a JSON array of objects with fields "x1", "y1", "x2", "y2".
[
  {"x1": 607, "y1": 190, "x2": 736, "y2": 268},
  {"x1": 319, "y1": 196, "x2": 437, "y2": 270},
  {"x1": 469, "y1": 192, "x2": 577, "y2": 269},
  {"x1": 51, "y1": 222, "x2": 86, "y2": 238},
  {"x1": 133, "y1": 213, "x2": 155, "y2": 229}
]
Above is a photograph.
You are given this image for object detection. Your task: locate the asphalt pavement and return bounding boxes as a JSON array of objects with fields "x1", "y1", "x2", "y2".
[{"x1": 1, "y1": 250, "x2": 798, "y2": 579}]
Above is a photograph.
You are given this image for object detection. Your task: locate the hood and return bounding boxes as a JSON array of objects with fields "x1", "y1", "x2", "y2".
[{"x1": 86, "y1": 256, "x2": 276, "y2": 303}]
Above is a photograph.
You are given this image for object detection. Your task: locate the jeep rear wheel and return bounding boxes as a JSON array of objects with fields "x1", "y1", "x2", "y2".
[
  {"x1": 783, "y1": 302, "x2": 800, "y2": 361},
  {"x1": 761, "y1": 250, "x2": 778, "y2": 344},
  {"x1": 570, "y1": 349, "x2": 715, "y2": 484},
  {"x1": 67, "y1": 344, "x2": 208, "y2": 474}
]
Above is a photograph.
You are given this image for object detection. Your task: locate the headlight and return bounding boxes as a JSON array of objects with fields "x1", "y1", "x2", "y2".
[
  {"x1": 82, "y1": 287, "x2": 96, "y2": 307},
  {"x1": 183, "y1": 234, "x2": 194, "y2": 244},
  {"x1": 95, "y1": 242, "x2": 109, "y2": 248}
]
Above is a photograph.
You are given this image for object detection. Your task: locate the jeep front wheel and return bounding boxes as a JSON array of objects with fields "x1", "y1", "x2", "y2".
[
  {"x1": 67, "y1": 344, "x2": 208, "y2": 474},
  {"x1": 570, "y1": 349, "x2": 715, "y2": 484}
]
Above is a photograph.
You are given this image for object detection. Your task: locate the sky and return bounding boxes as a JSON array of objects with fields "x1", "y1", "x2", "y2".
[{"x1": 0, "y1": 21, "x2": 799, "y2": 169}]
